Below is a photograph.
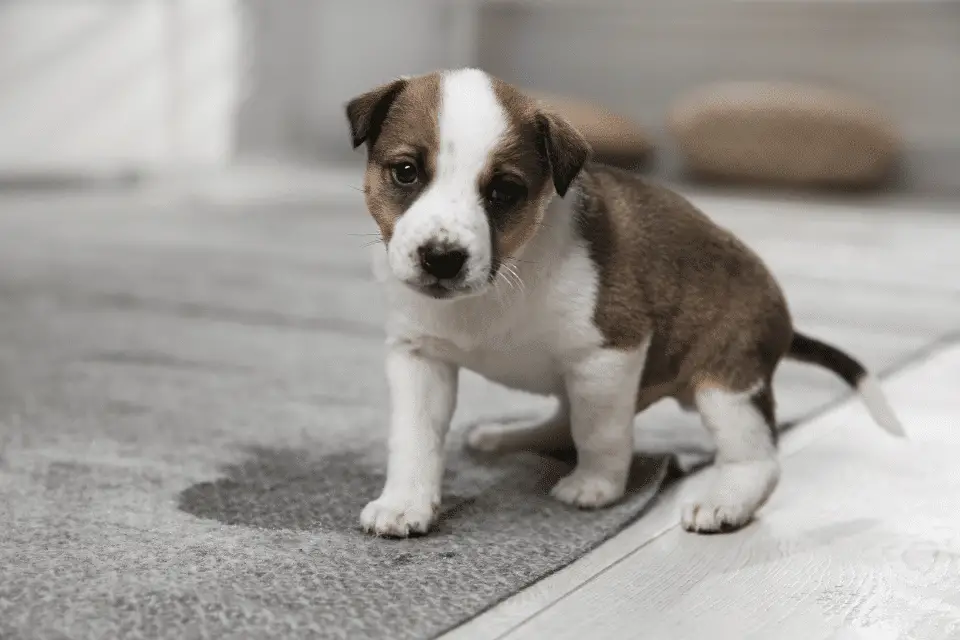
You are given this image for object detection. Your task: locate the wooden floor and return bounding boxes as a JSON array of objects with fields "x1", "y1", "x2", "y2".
[{"x1": 442, "y1": 192, "x2": 960, "y2": 640}]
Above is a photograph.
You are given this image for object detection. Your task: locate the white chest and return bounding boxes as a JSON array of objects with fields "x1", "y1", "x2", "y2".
[{"x1": 414, "y1": 332, "x2": 565, "y2": 396}]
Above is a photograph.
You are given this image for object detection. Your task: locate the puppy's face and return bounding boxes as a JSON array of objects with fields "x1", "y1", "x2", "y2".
[{"x1": 346, "y1": 69, "x2": 590, "y2": 300}]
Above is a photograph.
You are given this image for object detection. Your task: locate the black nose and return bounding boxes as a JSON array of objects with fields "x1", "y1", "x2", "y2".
[{"x1": 418, "y1": 244, "x2": 468, "y2": 280}]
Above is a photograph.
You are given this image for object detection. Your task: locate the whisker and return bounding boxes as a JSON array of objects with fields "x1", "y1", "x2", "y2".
[
  {"x1": 491, "y1": 272, "x2": 511, "y2": 309},
  {"x1": 502, "y1": 256, "x2": 538, "y2": 265},
  {"x1": 496, "y1": 270, "x2": 512, "y2": 296},
  {"x1": 502, "y1": 263, "x2": 525, "y2": 295},
  {"x1": 509, "y1": 273, "x2": 522, "y2": 295},
  {"x1": 350, "y1": 230, "x2": 385, "y2": 249},
  {"x1": 499, "y1": 267, "x2": 517, "y2": 295},
  {"x1": 502, "y1": 277, "x2": 519, "y2": 301},
  {"x1": 513, "y1": 273, "x2": 526, "y2": 295},
  {"x1": 493, "y1": 273, "x2": 506, "y2": 304}
]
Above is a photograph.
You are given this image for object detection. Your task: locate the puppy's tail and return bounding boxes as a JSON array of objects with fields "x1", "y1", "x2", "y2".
[{"x1": 787, "y1": 331, "x2": 906, "y2": 437}]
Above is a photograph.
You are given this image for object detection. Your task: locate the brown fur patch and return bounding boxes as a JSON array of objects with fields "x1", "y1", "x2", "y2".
[
  {"x1": 350, "y1": 73, "x2": 442, "y2": 243},
  {"x1": 485, "y1": 79, "x2": 556, "y2": 262},
  {"x1": 473, "y1": 78, "x2": 592, "y2": 270},
  {"x1": 572, "y1": 164, "x2": 794, "y2": 412}
]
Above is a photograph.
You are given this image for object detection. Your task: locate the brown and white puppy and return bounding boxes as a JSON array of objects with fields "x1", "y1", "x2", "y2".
[{"x1": 346, "y1": 68, "x2": 905, "y2": 538}]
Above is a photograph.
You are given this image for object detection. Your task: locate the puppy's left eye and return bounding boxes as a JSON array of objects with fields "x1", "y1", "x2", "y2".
[
  {"x1": 485, "y1": 176, "x2": 526, "y2": 211},
  {"x1": 390, "y1": 161, "x2": 420, "y2": 186}
]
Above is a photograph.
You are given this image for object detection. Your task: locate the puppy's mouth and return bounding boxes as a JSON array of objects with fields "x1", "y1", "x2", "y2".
[
  {"x1": 404, "y1": 277, "x2": 483, "y2": 300},
  {"x1": 419, "y1": 284, "x2": 456, "y2": 300}
]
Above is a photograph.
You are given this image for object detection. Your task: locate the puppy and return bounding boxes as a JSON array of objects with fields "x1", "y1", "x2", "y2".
[{"x1": 345, "y1": 68, "x2": 905, "y2": 538}]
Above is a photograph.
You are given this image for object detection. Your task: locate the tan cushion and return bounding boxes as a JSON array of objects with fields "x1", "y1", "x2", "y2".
[
  {"x1": 668, "y1": 82, "x2": 901, "y2": 188},
  {"x1": 530, "y1": 91, "x2": 653, "y2": 167}
]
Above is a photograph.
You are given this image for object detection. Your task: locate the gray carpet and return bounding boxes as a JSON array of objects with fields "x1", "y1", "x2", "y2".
[{"x1": 0, "y1": 190, "x2": 947, "y2": 640}]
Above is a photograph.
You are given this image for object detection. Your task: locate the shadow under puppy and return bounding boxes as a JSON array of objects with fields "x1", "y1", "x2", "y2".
[{"x1": 345, "y1": 69, "x2": 905, "y2": 538}]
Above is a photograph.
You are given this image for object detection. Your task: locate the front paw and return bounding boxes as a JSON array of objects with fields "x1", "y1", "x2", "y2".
[
  {"x1": 551, "y1": 470, "x2": 625, "y2": 509},
  {"x1": 360, "y1": 494, "x2": 438, "y2": 538}
]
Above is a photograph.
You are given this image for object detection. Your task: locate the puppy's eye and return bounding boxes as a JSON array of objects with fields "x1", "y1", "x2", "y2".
[
  {"x1": 390, "y1": 161, "x2": 419, "y2": 186},
  {"x1": 485, "y1": 176, "x2": 526, "y2": 211}
]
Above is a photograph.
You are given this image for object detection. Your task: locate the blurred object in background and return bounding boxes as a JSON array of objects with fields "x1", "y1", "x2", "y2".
[
  {"x1": 236, "y1": 0, "x2": 463, "y2": 166},
  {"x1": 668, "y1": 82, "x2": 902, "y2": 190}
]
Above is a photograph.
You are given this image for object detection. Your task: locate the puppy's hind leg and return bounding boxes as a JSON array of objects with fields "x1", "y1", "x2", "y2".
[
  {"x1": 466, "y1": 396, "x2": 573, "y2": 454},
  {"x1": 681, "y1": 380, "x2": 781, "y2": 533}
]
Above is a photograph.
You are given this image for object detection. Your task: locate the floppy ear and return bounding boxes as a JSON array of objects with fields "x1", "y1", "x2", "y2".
[
  {"x1": 536, "y1": 110, "x2": 591, "y2": 197},
  {"x1": 345, "y1": 78, "x2": 407, "y2": 149}
]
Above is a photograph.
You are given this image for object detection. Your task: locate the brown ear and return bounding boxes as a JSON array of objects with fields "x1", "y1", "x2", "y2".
[
  {"x1": 536, "y1": 111, "x2": 591, "y2": 197},
  {"x1": 345, "y1": 78, "x2": 407, "y2": 149}
]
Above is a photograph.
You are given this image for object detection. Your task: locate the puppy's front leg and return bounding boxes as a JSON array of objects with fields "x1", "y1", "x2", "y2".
[
  {"x1": 551, "y1": 348, "x2": 646, "y2": 509},
  {"x1": 361, "y1": 344, "x2": 458, "y2": 537}
]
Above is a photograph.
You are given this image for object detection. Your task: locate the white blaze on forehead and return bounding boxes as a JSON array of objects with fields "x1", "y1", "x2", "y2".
[
  {"x1": 436, "y1": 68, "x2": 509, "y2": 183},
  {"x1": 386, "y1": 68, "x2": 509, "y2": 289}
]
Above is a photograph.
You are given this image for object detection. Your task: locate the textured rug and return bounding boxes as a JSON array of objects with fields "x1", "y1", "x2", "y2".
[{"x1": 0, "y1": 192, "x2": 951, "y2": 640}]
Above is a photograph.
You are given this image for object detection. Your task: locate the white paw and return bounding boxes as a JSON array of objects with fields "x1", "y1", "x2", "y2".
[
  {"x1": 680, "y1": 499, "x2": 753, "y2": 533},
  {"x1": 360, "y1": 495, "x2": 438, "y2": 538},
  {"x1": 551, "y1": 471, "x2": 625, "y2": 509},
  {"x1": 465, "y1": 423, "x2": 506, "y2": 453}
]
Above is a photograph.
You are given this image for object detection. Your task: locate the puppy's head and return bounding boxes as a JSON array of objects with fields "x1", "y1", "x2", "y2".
[{"x1": 346, "y1": 69, "x2": 590, "y2": 300}]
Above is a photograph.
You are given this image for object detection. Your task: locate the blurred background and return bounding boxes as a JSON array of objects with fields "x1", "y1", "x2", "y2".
[{"x1": 1, "y1": 0, "x2": 958, "y2": 196}]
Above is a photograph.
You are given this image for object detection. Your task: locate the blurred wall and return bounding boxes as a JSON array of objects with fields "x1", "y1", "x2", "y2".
[
  {"x1": 235, "y1": 0, "x2": 472, "y2": 164},
  {"x1": 0, "y1": 0, "x2": 241, "y2": 175}
]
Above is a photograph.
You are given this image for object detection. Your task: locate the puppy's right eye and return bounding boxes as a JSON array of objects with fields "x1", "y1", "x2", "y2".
[
  {"x1": 485, "y1": 175, "x2": 527, "y2": 212},
  {"x1": 390, "y1": 161, "x2": 419, "y2": 186}
]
